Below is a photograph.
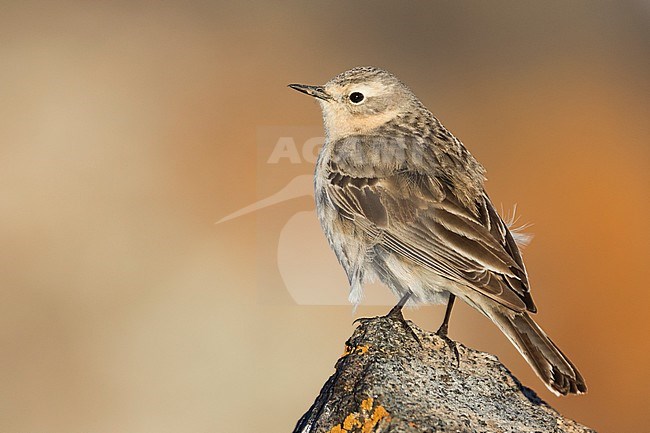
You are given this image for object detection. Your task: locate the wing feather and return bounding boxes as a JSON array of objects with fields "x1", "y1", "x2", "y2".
[{"x1": 326, "y1": 165, "x2": 535, "y2": 312}]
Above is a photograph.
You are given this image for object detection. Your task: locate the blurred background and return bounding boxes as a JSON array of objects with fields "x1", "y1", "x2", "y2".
[{"x1": 1, "y1": 1, "x2": 648, "y2": 432}]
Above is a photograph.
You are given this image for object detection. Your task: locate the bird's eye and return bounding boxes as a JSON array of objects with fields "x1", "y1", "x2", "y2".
[{"x1": 349, "y1": 92, "x2": 365, "y2": 104}]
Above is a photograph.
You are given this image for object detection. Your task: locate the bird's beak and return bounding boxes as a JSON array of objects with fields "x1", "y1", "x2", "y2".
[{"x1": 288, "y1": 84, "x2": 332, "y2": 101}]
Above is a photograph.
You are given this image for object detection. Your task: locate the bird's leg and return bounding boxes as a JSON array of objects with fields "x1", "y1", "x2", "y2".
[
  {"x1": 352, "y1": 291, "x2": 413, "y2": 325},
  {"x1": 386, "y1": 290, "x2": 412, "y2": 319},
  {"x1": 436, "y1": 294, "x2": 460, "y2": 363},
  {"x1": 385, "y1": 291, "x2": 421, "y2": 345},
  {"x1": 436, "y1": 294, "x2": 455, "y2": 336}
]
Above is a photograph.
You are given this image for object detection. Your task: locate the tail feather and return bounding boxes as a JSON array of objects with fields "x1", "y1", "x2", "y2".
[{"x1": 486, "y1": 309, "x2": 587, "y2": 396}]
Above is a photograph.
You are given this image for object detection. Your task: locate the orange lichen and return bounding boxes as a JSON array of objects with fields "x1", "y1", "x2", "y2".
[
  {"x1": 326, "y1": 397, "x2": 390, "y2": 433},
  {"x1": 341, "y1": 344, "x2": 370, "y2": 357},
  {"x1": 360, "y1": 397, "x2": 374, "y2": 412},
  {"x1": 362, "y1": 404, "x2": 390, "y2": 433},
  {"x1": 343, "y1": 413, "x2": 362, "y2": 430}
]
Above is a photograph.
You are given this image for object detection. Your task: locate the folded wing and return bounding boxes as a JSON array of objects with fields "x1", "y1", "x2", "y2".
[{"x1": 326, "y1": 163, "x2": 536, "y2": 313}]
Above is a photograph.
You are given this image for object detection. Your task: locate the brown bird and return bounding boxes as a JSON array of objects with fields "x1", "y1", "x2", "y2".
[{"x1": 289, "y1": 66, "x2": 586, "y2": 396}]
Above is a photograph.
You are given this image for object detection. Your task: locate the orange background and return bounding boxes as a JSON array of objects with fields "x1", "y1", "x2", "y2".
[{"x1": 1, "y1": 2, "x2": 648, "y2": 432}]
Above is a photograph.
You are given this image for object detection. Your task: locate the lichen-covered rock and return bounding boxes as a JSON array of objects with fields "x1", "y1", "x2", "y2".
[{"x1": 293, "y1": 315, "x2": 594, "y2": 433}]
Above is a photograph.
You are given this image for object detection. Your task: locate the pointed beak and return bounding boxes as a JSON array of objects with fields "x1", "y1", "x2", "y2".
[{"x1": 288, "y1": 84, "x2": 332, "y2": 101}]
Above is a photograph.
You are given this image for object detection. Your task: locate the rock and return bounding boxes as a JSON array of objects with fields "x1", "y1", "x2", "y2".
[{"x1": 293, "y1": 315, "x2": 595, "y2": 433}]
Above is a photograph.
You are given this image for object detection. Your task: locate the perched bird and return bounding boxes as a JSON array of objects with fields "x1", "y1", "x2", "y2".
[{"x1": 288, "y1": 66, "x2": 586, "y2": 396}]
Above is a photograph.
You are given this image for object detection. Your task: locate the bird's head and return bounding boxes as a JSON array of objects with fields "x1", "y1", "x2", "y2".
[{"x1": 289, "y1": 66, "x2": 420, "y2": 141}]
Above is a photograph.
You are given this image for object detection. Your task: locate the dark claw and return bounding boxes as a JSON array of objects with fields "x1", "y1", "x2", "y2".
[
  {"x1": 436, "y1": 326, "x2": 460, "y2": 365},
  {"x1": 434, "y1": 294, "x2": 459, "y2": 364},
  {"x1": 385, "y1": 306, "x2": 422, "y2": 347},
  {"x1": 354, "y1": 292, "x2": 422, "y2": 346},
  {"x1": 352, "y1": 316, "x2": 372, "y2": 325}
]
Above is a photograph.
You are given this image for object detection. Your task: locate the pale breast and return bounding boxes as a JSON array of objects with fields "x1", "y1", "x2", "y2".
[{"x1": 314, "y1": 145, "x2": 376, "y2": 304}]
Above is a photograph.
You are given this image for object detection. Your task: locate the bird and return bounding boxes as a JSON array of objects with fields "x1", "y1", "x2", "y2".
[{"x1": 288, "y1": 66, "x2": 586, "y2": 396}]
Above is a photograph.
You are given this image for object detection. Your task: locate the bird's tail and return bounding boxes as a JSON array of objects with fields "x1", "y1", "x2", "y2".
[{"x1": 485, "y1": 308, "x2": 587, "y2": 396}]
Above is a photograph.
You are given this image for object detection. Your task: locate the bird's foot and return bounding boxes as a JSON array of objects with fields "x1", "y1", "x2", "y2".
[
  {"x1": 352, "y1": 316, "x2": 372, "y2": 326},
  {"x1": 435, "y1": 324, "x2": 460, "y2": 365},
  {"x1": 385, "y1": 305, "x2": 422, "y2": 347}
]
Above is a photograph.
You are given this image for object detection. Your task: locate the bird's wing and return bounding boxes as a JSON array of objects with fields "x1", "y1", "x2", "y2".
[{"x1": 325, "y1": 163, "x2": 536, "y2": 313}]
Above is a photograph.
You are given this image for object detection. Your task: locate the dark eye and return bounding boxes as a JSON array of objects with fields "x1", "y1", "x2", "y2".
[{"x1": 349, "y1": 92, "x2": 364, "y2": 104}]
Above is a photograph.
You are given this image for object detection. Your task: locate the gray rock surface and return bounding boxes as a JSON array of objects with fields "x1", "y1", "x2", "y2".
[{"x1": 293, "y1": 315, "x2": 594, "y2": 433}]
